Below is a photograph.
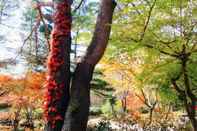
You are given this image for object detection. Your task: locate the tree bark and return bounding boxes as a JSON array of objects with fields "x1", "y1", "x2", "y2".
[
  {"x1": 44, "y1": 1, "x2": 71, "y2": 130},
  {"x1": 185, "y1": 100, "x2": 197, "y2": 131},
  {"x1": 62, "y1": 0, "x2": 116, "y2": 131},
  {"x1": 172, "y1": 80, "x2": 197, "y2": 131},
  {"x1": 181, "y1": 51, "x2": 197, "y2": 131},
  {"x1": 62, "y1": 63, "x2": 94, "y2": 131}
]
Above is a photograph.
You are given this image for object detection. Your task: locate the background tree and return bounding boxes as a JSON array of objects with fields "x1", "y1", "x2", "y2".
[{"x1": 110, "y1": 0, "x2": 197, "y2": 130}]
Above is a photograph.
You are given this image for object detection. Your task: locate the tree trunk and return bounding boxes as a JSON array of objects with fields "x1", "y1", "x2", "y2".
[
  {"x1": 181, "y1": 52, "x2": 197, "y2": 131},
  {"x1": 62, "y1": 63, "x2": 94, "y2": 131},
  {"x1": 44, "y1": 1, "x2": 71, "y2": 130},
  {"x1": 148, "y1": 108, "x2": 153, "y2": 125},
  {"x1": 172, "y1": 80, "x2": 197, "y2": 131},
  {"x1": 185, "y1": 100, "x2": 197, "y2": 131},
  {"x1": 62, "y1": 0, "x2": 116, "y2": 130}
]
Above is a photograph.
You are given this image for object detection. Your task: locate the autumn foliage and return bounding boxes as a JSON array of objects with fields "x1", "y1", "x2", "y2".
[{"x1": 0, "y1": 72, "x2": 45, "y2": 105}]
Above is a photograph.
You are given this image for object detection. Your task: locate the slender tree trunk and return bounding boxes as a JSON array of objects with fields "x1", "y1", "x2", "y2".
[
  {"x1": 148, "y1": 108, "x2": 153, "y2": 125},
  {"x1": 181, "y1": 52, "x2": 197, "y2": 131},
  {"x1": 62, "y1": 0, "x2": 116, "y2": 130},
  {"x1": 172, "y1": 80, "x2": 197, "y2": 131},
  {"x1": 44, "y1": 1, "x2": 71, "y2": 130},
  {"x1": 185, "y1": 100, "x2": 197, "y2": 131}
]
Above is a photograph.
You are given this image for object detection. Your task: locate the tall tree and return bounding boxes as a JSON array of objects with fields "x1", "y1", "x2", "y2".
[
  {"x1": 44, "y1": 0, "x2": 71, "y2": 130},
  {"x1": 110, "y1": 0, "x2": 197, "y2": 130},
  {"x1": 43, "y1": 0, "x2": 116, "y2": 131},
  {"x1": 62, "y1": 0, "x2": 116, "y2": 130}
]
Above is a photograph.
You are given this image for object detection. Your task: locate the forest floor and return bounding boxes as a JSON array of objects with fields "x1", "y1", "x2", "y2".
[{"x1": 0, "y1": 93, "x2": 193, "y2": 131}]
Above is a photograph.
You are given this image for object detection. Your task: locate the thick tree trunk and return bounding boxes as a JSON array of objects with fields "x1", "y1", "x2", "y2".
[
  {"x1": 44, "y1": 1, "x2": 71, "y2": 130},
  {"x1": 62, "y1": 0, "x2": 116, "y2": 131},
  {"x1": 62, "y1": 63, "x2": 94, "y2": 131}
]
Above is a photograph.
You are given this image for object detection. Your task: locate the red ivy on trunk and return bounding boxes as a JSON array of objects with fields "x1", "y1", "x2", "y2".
[{"x1": 44, "y1": 1, "x2": 71, "y2": 128}]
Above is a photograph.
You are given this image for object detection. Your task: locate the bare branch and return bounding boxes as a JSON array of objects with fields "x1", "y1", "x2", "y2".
[
  {"x1": 37, "y1": 6, "x2": 50, "y2": 51},
  {"x1": 73, "y1": 0, "x2": 84, "y2": 13},
  {"x1": 14, "y1": 19, "x2": 40, "y2": 60}
]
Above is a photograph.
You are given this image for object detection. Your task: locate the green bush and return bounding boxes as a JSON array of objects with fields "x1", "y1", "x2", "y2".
[{"x1": 90, "y1": 106, "x2": 102, "y2": 116}]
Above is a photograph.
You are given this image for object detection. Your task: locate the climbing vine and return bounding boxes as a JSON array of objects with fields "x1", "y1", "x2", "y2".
[{"x1": 44, "y1": 0, "x2": 71, "y2": 128}]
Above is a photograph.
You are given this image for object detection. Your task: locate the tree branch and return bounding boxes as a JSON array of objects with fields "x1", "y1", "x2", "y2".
[
  {"x1": 139, "y1": 0, "x2": 156, "y2": 41},
  {"x1": 171, "y1": 80, "x2": 185, "y2": 94},
  {"x1": 83, "y1": 0, "x2": 117, "y2": 65},
  {"x1": 144, "y1": 44, "x2": 179, "y2": 57},
  {"x1": 73, "y1": 0, "x2": 84, "y2": 13},
  {"x1": 14, "y1": 19, "x2": 40, "y2": 60},
  {"x1": 37, "y1": 5, "x2": 50, "y2": 51}
]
